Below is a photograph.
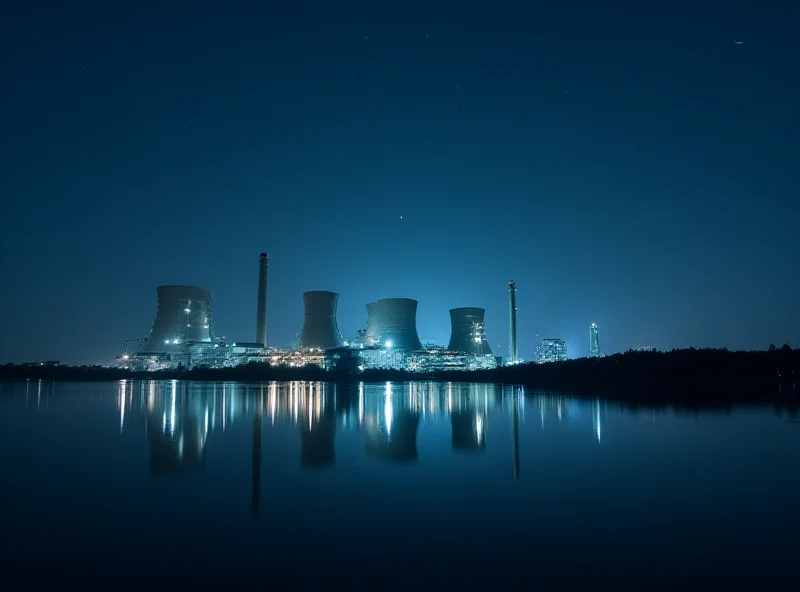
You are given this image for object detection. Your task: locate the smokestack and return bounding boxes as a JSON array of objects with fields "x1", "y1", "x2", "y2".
[
  {"x1": 256, "y1": 253, "x2": 269, "y2": 346},
  {"x1": 508, "y1": 281, "x2": 518, "y2": 364}
]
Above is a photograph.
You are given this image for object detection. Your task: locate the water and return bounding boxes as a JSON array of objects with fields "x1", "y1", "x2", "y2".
[{"x1": 1, "y1": 380, "x2": 799, "y2": 587}]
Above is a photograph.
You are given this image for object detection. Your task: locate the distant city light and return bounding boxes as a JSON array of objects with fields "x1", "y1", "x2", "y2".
[
  {"x1": 385, "y1": 340, "x2": 393, "y2": 348},
  {"x1": 173, "y1": 339, "x2": 180, "y2": 344}
]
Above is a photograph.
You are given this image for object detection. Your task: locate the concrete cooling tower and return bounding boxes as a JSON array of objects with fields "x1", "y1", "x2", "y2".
[
  {"x1": 139, "y1": 286, "x2": 213, "y2": 353},
  {"x1": 365, "y1": 298, "x2": 422, "y2": 350},
  {"x1": 448, "y1": 307, "x2": 493, "y2": 356},
  {"x1": 297, "y1": 291, "x2": 344, "y2": 350},
  {"x1": 365, "y1": 302, "x2": 380, "y2": 345}
]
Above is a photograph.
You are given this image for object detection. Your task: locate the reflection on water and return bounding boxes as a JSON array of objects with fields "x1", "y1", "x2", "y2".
[
  {"x1": 2, "y1": 379, "x2": 800, "y2": 586},
  {"x1": 19, "y1": 379, "x2": 631, "y2": 485},
  {"x1": 146, "y1": 380, "x2": 207, "y2": 476},
  {"x1": 112, "y1": 380, "x2": 569, "y2": 479}
]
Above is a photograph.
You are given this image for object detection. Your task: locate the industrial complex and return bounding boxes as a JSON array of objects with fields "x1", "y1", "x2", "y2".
[{"x1": 119, "y1": 253, "x2": 601, "y2": 372}]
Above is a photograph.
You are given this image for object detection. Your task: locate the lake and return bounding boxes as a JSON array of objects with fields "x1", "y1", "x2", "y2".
[{"x1": 1, "y1": 380, "x2": 799, "y2": 587}]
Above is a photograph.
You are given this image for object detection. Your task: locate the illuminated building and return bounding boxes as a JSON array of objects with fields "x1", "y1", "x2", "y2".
[
  {"x1": 268, "y1": 347, "x2": 325, "y2": 368},
  {"x1": 364, "y1": 298, "x2": 423, "y2": 350},
  {"x1": 406, "y1": 349, "x2": 468, "y2": 372},
  {"x1": 139, "y1": 285, "x2": 214, "y2": 354},
  {"x1": 539, "y1": 338, "x2": 568, "y2": 363},
  {"x1": 589, "y1": 323, "x2": 600, "y2": 358},
  {"x1": 448, "y1": 307, "x2": 493, "y2": 356},
  {"x1": 297, "y1": 291, "x2": 344, "y2": 351}
]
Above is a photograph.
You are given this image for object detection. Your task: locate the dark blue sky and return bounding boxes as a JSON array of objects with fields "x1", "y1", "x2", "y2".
[{"x1": 1, "y1": 1, "x2": 797, "y2": 364}]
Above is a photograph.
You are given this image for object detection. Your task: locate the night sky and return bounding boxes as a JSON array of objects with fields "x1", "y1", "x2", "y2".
[{"x1": 1, "y1": 1, "x2": 798, "y2": 364}]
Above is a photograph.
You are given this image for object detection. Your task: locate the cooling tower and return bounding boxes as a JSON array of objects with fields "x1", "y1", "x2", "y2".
[
  {"x1": 297, "y1": 291, "x2": 344, "y2": 350},
  {"x1": 365, "y1": 302, "x2": 380, "y2": 345},
  {"x1": 255, "y1": 253, "x2": 268, "y2": 346},
  {"x1": 139, "y1": 286, "x2": 213, "y2": 353},
  {"x1": 448, "y1": 307, "x2": 493, "y2": 356},
  {"x1": 365, "y1": 298, "x2": 423, "y2": 350}
]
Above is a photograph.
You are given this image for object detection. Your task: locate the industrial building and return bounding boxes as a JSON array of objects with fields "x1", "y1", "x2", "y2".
[
  {"x1": 589, "y1": 323, "x2": 600, "y2": 358},
  {"x1": 139, "y1": 285, "x2": 214, "y2": 352},
  {"x1": 448, "y1": 307, "x2": 493, "y2": 356},
  {"x1": 132, "y1": 285, "x2": 215, "y2": 369},
  {"x1": 297, "y1": 291, "x2": 344, "y2": 351},
  {"x1": 364, "y1": 298, "x2": 423, "y2": 350},
  {"x1": 120, "y1": 257, "x2": 591, "y2": 373},
  {"x1": 539, "y1": 338, "x2": 568, "y2": 363}
]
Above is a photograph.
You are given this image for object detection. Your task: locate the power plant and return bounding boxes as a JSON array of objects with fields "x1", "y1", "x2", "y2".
[
  {"x1": 139, "y1": 286, "x2": 214, "y2": 354},
  {"x1": 255, "y1": 253, "x2": 268, "y2": 346},
  {"x1": 364, "y1": 298, "x2": 423, "y2": 350},
  {"x1": 508, "y1": 281, "x2": 518, "y2": 364},
  {"x1": 448, "y1": 307, "x2": 493, "y2": 356},
  {"x1": 297, "y1": 291, "x2": 344, "y2": 350},
  {"x1": 119, "y1": 252, "x2": 583, "y2": 372}
]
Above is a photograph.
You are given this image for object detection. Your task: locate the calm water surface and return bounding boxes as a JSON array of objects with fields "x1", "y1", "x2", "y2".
[{"x1": 1, "y1": 380, "x2": 799, "y2": 587}]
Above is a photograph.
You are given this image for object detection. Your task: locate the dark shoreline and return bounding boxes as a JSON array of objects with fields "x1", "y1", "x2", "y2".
[{"x1": 2, "y1": 348, "x2": 797, "y2": 407}]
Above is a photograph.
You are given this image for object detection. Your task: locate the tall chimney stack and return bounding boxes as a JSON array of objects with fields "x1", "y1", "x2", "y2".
[
  {"x1": 256, "y1": 253, "x2": 269, "y2": 346},
  {"x1": 508, "y1": 280, "x2": 518, "y2": 364}
]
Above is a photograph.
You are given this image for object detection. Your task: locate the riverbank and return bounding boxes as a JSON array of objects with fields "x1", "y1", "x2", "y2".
[{"x1": 2, "y1": 348, "x2": 797, "y2": 405}]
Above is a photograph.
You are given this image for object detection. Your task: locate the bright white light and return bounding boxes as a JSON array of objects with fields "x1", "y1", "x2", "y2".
[
  {"x1": 164, "y1": 340, "x2": 170, "y2": 345},
  {"x1": 385, "y1": 340, "x2": 393, "y2": 348},
  {"x1": 122, "y1": 354, "x2": 129, "y2": 360},
  {"x1": 384, "y1": 386, "x2": 393, "y2": 437},
  {"x1": 184, "y1": 308, "x2": 191, "y2": 314},
  {"x1": 173, "y1": 339, "x2": 180, "y2": 344}
]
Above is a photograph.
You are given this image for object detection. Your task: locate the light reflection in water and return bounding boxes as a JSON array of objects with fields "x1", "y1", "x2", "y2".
[{"x1": 110, "y1": 380, "x2": 613, "y2": 481}]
